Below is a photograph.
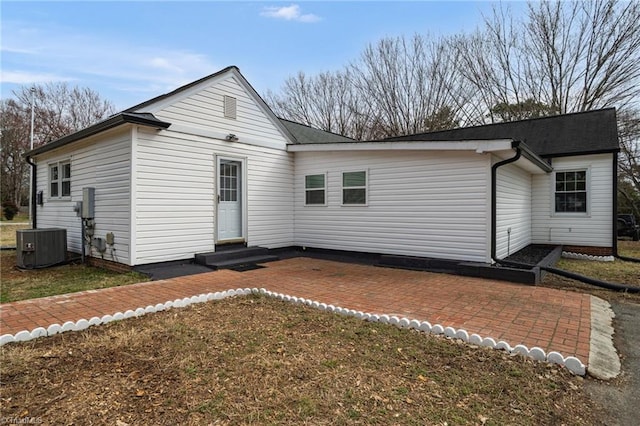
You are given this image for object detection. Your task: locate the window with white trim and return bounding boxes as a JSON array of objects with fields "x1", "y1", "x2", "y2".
[
  {"x1": 342, "y1": 171, "x2": 367, "y2": 205},
  {"x1": 49, "y1": 161, "x2": 71, "y2": 198},
  {"x1": 555, "y1": 170, "x2": 587, "y2": 213},
  {"x1": 305, "y1": 174, "x2": 326, "y2": 205}
]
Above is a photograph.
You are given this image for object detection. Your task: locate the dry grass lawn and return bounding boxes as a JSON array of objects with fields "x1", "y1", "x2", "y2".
[
  {"x1": 0, "y1": 251, "x2": 147, "y2": 303},
  {"x1": 542, "y1": 241, "x2": 640, "y2": 303},
  {"x1": 0, "y1": 295, "x2": 598, "y2": 425},
  {"x1": 0, "y1": 223, "x2": 28, "y2": 246}
]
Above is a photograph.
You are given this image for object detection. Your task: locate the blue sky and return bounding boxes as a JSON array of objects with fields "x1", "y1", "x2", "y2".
[{"x1": 1, "y1": 1, "x2": 527, "y2": 110}]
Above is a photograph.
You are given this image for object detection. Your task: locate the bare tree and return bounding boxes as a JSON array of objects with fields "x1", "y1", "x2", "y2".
[
  {"x1": 265, "y1": 70, "x2": 374, "y2": 140},
  {"x1": 458, "y1": 0, "x2": 640, "y2": 122},
  {"x1": 1, "y1": 99, "x2": 31, "y2": 206},
  {"x1": 267, "y1": 34, "x2": 469, "y2": 140},
  {"x1": 617, "y1": 109, "x2": 640, "y2": 218},
  {"x1": 349, "y1": 34, "x2": 466, "y2": 138},
  {"x1": 1, "y1": 83, "x2": 115, "y2": 206},
  {"x1": 13, "y1": 82, "x2": 116, "y2": 145}
]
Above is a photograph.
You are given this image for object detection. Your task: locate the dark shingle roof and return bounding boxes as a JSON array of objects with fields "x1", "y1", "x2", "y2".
[
  {"x1": 26, "y1": 112, "x2": 171, "y2": 157},
  {"x1": 279, "y1": 119, "x2": 354, "y2": 144},
  {"x1": 384, "y1": 108, "x2": 619, "y2": 157}
]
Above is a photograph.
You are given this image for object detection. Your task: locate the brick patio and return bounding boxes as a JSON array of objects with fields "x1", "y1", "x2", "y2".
[{"x1": 0, "y1": 257, "x2": 591, "y2": 363}]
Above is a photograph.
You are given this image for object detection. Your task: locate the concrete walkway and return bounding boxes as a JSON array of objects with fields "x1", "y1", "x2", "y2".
[{"x1": 1, "y1": 258, "x2": 593, "y2": 367}]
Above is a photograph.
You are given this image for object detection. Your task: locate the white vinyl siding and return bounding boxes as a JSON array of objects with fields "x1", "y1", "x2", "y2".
[
  {"x1": 495, "y1": 162, "x2": 532, "y2": 259},
  {"x1": 153, "y1": 75, "x2": 287, "y2": 149},
  {"x1": 294, "y1": 150, "x2": 491, "y2": 263},
  {"x1": 134, "y1": 127, "x2": 293, "y2": 265},
  {"x1": 35, "y1": 128, "x2": 132, "y2": 263},
  {"x1": 532, "y1": 153, "x2": 613, "y2": 247}
]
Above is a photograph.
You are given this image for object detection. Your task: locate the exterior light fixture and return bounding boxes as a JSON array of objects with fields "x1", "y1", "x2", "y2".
[{"x1": 225, "y1": 133, "x2": 238, "y2": 142}]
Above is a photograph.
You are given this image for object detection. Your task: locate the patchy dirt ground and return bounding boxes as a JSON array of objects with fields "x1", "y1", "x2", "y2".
[{"x1": 0, "y1": 296, "x2": 598, "y2": 425}]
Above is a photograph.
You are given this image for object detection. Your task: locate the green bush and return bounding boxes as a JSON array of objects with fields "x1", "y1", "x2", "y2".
[{"x1": 2, "y1": 202, "x2": 19, "y2": 220}]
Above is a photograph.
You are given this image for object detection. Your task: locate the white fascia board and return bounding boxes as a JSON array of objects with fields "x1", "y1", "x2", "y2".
[
  {"x1": 130, "y1": 74, "x2": 231, "y2": 114},
  {"x1": 130, "y1": 67, "x2": 297, "y2": 145},
  {"x1": 287, "y1": 139, "x2": 514, "y2": 153}
]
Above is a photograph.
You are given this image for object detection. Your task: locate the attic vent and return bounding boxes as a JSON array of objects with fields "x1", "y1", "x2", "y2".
[{"x1": 223, "y1": 95, "x2": 237, "y2": 119}]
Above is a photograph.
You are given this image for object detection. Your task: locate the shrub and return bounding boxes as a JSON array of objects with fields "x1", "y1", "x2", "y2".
[{"x1": 2, "y1": 202, "x2": 19, "y2": 220}]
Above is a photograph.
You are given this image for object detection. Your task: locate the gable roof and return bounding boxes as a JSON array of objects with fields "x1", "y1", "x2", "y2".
[
  {"x1": 27, "y1": 66, "x2": 305, "y2": 157},
  {"x1": 279, "y1": 119, "x2": 354, "y2": 144},
  {"x1": 384, "y1": 108, "x2": 619, "y2": 157}
]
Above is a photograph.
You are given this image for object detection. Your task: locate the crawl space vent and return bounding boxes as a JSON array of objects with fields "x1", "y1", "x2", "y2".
[{"x1": 224, "y1": 95, "x2": 237, "y2": 119}]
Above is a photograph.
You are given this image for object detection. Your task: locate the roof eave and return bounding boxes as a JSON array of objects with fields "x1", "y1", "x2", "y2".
[
  {"x1": 25, "y1": 113, "x2": 171, "y2": 158},
  {"x1": 512, "y1": 141, "x2": 553, "y2": 172},
  {"x1": 540, "y1": 148, "x2": 620, "y2": 159}
]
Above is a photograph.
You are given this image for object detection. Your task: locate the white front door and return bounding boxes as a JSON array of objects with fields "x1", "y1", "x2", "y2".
[{"x1": 217, "y1": 158, "x2": 243, "y2": 241}]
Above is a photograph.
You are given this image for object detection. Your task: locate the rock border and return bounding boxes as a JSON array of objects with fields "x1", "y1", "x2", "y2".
[
  {"x1": 0, "y1": 287, "x2": 587, "y2": 376},
  {"x1": 562, "y1": 251, "x2": 615, "y2": 262}
]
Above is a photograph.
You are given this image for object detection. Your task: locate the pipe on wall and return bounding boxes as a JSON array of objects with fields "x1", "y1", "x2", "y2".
[{"x1": 25, "y1": 155, "x2": 37, "y2": 229}]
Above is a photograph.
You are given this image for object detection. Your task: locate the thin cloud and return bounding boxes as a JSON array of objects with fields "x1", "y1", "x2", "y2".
[
  {"x1": 0, "y1": 70, "x2": 73, "y2": 85},
  {"x1": 1, "y1": 20, "x2": 218, "y2": 105},
  {"x1": 261, "y1": 4, "x2": 321, "y2": 23}
]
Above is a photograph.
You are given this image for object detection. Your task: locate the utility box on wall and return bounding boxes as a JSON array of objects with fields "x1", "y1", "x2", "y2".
[
  {"x1": 16, "y1": 228, "x2": 67, "y2": 269},
  {"x1": 82, "y1": 187, "x2": 95, "y2": 218}
]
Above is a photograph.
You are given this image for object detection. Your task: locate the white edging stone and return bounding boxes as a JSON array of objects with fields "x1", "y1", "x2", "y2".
[
  {"x1": 529, "y1": 347, "x2": 546, "y2": 361},
  {"x1": 14, "y1": 330, "x2": 32, "y2": 342},
  {"x1": 455, "y1": 330, "x2": 469, "y2": 342},
  {"x1": 0, "y1": 286, "x2": 591, "y2": 376},
  {"x1": 495, "y1": 341, "x2": 512, "y2": 352},
  {"x1": 0, "y1": 334, "x2": 15, "y2": 345},
  {"x1": 564, "y1": 356, "x2": 586, "y2": 375},
  {"x1": 562, "y1": 251, "x2": 615, "y2": 262},
  {"x1": 74, "y1": 319, "x2": 90, "y2": 331},
  {"x1": 512, "y1": 344, "x2": 529, "y2": 356},
  {"x1": 88, "y1": 317, "x2": 102, "y2": 326},
  {"x1": 469, "y1": 334, "x2": 483, "y2": 346},
  {"x1": 481, "y1": 337, "x2": 497, "y2": 349},
  {"x1": 30, "y1": 327, "x2": 47, "y2": 339},
  {"x1": 431, "y1": 324, "x2": 444, "y2": 335},
  {"x1": 547, "y1": 352, "x2": 565, "y2": 365},
  {"x1": 61, "y1": 321, "x2": 76, "y2": 332},
  {"x1": 47, "y1": 324, "x2": 62, "y2": 336}
]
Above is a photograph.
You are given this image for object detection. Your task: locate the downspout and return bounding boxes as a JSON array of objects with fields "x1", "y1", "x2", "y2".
[
  {"x1": 490, "y1": 144, "x2": 521, "y2": 263},
  {"x1": 25, "y1": 155, "x2": 37, "y2": 229},
  {"x1": 612, "y1": 151, "x2": 640, "y2": 263},
  {"x1": 492, "y1": 148, "x2": 639, "y2": 292}
]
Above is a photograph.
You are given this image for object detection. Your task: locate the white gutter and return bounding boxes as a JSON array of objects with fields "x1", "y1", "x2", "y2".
[{"x1": 287, "y1": 139, "x2": 515, "y2": 153}]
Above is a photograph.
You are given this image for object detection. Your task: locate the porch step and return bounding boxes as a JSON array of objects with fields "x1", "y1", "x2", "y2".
[{"x1": 194, "y1": 246, "x2": 279, "y2": 270}]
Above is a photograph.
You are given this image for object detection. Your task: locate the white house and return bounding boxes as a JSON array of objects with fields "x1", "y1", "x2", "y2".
[{"x1": 25, "y1": 66, "x2": 619, "y2": 272}]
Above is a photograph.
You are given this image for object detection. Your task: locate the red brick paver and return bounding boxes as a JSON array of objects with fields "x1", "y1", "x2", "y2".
[{"x1": 0, "y1": 258, "x2": 591, "y2": 363}]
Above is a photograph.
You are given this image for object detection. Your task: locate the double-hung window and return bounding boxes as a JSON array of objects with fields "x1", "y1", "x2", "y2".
[
  {"x1": 50, "y1": 161, "x2": 71, "y2": 198},
  {"x1": 342, "y1": 171, "x2": 367, "y2": 205},
  {"x1": 305, "y1": 174, "x2": 326, "y2": 205},
  {"x1": 555, "y1": 170, "x2": 587, "y2": 213}
]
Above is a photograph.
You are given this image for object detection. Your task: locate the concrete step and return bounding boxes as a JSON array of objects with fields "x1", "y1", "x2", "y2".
[
  {"x1": 195, "y1": 246, "x2": 270, "y2": 265},
  {"x1": 205, "y1": 254, "x2": 280, "y2": 270}
]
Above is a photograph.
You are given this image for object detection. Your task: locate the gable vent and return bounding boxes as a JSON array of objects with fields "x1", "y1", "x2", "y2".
[{"x1": 223, "y1": 95, "x2": 237, "y2": 119}]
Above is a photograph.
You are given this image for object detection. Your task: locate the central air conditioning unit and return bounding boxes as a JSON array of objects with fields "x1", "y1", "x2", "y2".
[{"x1": 16, "y1": 228, "x2": 67, "y2": 269}]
